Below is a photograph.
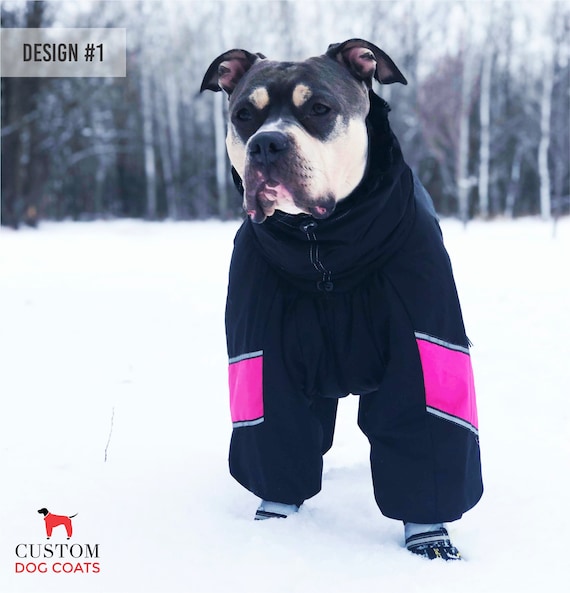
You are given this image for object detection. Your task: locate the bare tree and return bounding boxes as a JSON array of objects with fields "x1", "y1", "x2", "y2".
[
  {"x1": 539, "y1": 39, "x2": 554, "y2": 221},
  {"x1": 550, "y1": 5, "x2": 570, "y2": 230},
  {"x1": 537, "y1": 2, "x2": 570, "y2": 222},
  {"x1": 212, "y1": 1, "x2": 230, "y2": 218},
  {"x1": 155, "y1": 84, "x2": 177, "y2": 219},
  {"x1": 478, "y1": 9, "x2": 496, "y2": 219},
  {"x1": 455, "y1": 4, "x2": 479, "y2": 226},
  {"x1": 139, "y1": 4, "x2": 157, "y2": 220}
]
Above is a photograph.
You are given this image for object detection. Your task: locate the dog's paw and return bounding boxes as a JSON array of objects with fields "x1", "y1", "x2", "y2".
[{"x1": 406, "y1": 528, "x2": 462, "y2": 561}]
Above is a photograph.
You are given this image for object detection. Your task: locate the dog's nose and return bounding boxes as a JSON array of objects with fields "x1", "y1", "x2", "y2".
[{"x1": 248, "y1": 132, "x2": 289, "y2": 165}]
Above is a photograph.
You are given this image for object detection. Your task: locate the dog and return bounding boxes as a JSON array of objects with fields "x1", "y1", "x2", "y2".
[
  {"x1": 201, "y1": 39, "x2": 483, "y2": 560},
  {"x1": 37, "y1": 508, "x2": 77, "y2": 539}
]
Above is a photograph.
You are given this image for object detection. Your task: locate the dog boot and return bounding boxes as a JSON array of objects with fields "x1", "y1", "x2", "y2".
[
  {"x1": 405, "y1": 523, "x2": 462, "y2": 561},
  {"x1": 254, "y1": 500, "x2": 299, "y2": 520}
]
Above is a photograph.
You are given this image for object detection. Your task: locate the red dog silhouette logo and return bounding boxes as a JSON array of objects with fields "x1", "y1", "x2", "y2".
[{"x1": 37, "y1": 508, "x2": 78, "y2": 539}]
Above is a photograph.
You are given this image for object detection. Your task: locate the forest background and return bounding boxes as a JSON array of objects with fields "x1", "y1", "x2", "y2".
[{"x1": 1, "y1": 0, "x2": 569, "y2": 228}]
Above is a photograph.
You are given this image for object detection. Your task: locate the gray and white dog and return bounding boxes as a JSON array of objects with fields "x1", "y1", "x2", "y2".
[{"x1": 201, "y1": 39, "x2": 483, "y2": 561}]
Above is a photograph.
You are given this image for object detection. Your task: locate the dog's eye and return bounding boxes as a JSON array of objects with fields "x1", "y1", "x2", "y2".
[
  {"x1": 235, "y1": 108, "x2": 253, "y2": 122},
  {"x1": 310, "y1": 103, "x2": 331, "y2": 116}
]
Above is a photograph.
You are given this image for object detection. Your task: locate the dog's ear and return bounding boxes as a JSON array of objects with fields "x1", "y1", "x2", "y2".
[
  {"x1": 200, "y1": 49, "x2": 266, "y2": 96},
  {"x1": 326, "y1": 39, "x2": 407, "y2": 87}
]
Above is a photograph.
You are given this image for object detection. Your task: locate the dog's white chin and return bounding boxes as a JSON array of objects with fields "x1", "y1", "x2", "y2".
[{"x1": 272, "y1": 202, "x2": 306, "y2": 216}]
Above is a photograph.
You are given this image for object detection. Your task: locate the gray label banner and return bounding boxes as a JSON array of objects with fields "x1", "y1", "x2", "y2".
[{"x1": 1, "y1": 28, "x2": 126, "y2": 77}]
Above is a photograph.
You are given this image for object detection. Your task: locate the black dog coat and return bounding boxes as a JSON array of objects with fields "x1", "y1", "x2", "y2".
[{"x1": 225, "y1": 92, "x2": 483, "y2": 523}]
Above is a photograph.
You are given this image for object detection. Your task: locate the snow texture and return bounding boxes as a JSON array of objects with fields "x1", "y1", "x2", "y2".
[{"x1": 1, "y1": 218, "x2": 569, "y2": 593}]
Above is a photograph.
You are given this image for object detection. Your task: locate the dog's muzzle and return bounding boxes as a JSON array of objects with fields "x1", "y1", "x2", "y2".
[
  {"x1": 243, "y1": 130, "x2": 337, "y2": 223},
  {"x1": 244, "y1": 131, "x2": 291, "y2": 223}
]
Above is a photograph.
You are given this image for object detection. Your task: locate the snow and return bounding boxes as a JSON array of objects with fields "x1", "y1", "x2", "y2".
[{"x1": 1, "y1": 217, "x2": 569, "y2": 593}]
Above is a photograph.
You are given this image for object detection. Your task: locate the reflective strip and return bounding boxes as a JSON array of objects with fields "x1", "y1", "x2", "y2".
[
  {"x1": 415, "y1": 334, "x2": 479, "y2": 431},
  {"x1": 229, "y1": 352, "x2": 263, "y2": 427},
  {"x1": 229, "y1": 350, "x2": 263, "y2": 364},
  {"x1": 426, "y1": 406, "x2": 479, "y2": 436},
  {"x1": 414, "y1": 332, "x2": 470, "y2": 355},
  {"x1": 254, "y1": 509, "x2": 287, "y2": 520},
  {"x1": 232, "y1": 417, "x2": 264, "y2": 429},
  {"x1": 406, "y1": 532, "x2": 450, "y2": 547}
]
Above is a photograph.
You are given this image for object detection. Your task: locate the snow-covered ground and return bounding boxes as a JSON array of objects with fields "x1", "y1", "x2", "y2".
[{"x1": 1, "y1": 217, "x2": 569, "y2": 593}]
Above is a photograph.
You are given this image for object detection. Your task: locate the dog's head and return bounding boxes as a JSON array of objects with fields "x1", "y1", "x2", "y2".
[
  {"x1": 37, "y1": 508, "x2": 49, "y2": 516},
  {"x1": 201, "y1": 39, "x2": 406, "y2": 223}
]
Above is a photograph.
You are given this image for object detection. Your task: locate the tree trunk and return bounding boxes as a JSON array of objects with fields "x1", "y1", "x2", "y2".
[
  {"x1": 140, "y1": 56, "x2": 157, "y2": 219},
  {"x1": 538, "y1": 43, "x2": 554, "y2": 220},
  {"x1": 457, "y1": 48, "x2": 475, "y2": 225},
  {"x1": 156, "y1": 92, "x2": 177, "y2": 220},
  {"x1": 549, "y1": 5, "x2": 569, "y2": 229},
  {"x1": 139, "y1": 2, "x2": 157, "y2": 220},
  {"x1": 165, "y1": 74, "x2": 181, "y2": 218},
  {"x1": 505, "y1": 146, "x2": 523, "y2": 218},
  {"x1": 478, "y1": 34, "x2": 493, "y2": 219},
  {"x1": 214, "y1": 91, "x2": 229, "y2": 218}
]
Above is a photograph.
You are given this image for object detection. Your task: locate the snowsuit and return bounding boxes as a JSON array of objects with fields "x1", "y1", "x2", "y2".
[{"x1": 225, "y1": 92, "x2": 483, "y2": 524}]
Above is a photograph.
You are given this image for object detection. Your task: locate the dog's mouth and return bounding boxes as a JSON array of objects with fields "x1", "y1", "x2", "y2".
[
  {"x1": 244, "y1": 174, "x2": 336, "y2": 224},
  {"x1": 244, "y1": 176, "x2": 291, "y2": 223}
]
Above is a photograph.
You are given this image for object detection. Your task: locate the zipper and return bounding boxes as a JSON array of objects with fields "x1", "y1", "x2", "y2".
[{"x1": 299, "y1": 219, "x2": 334, "y2": 292}]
